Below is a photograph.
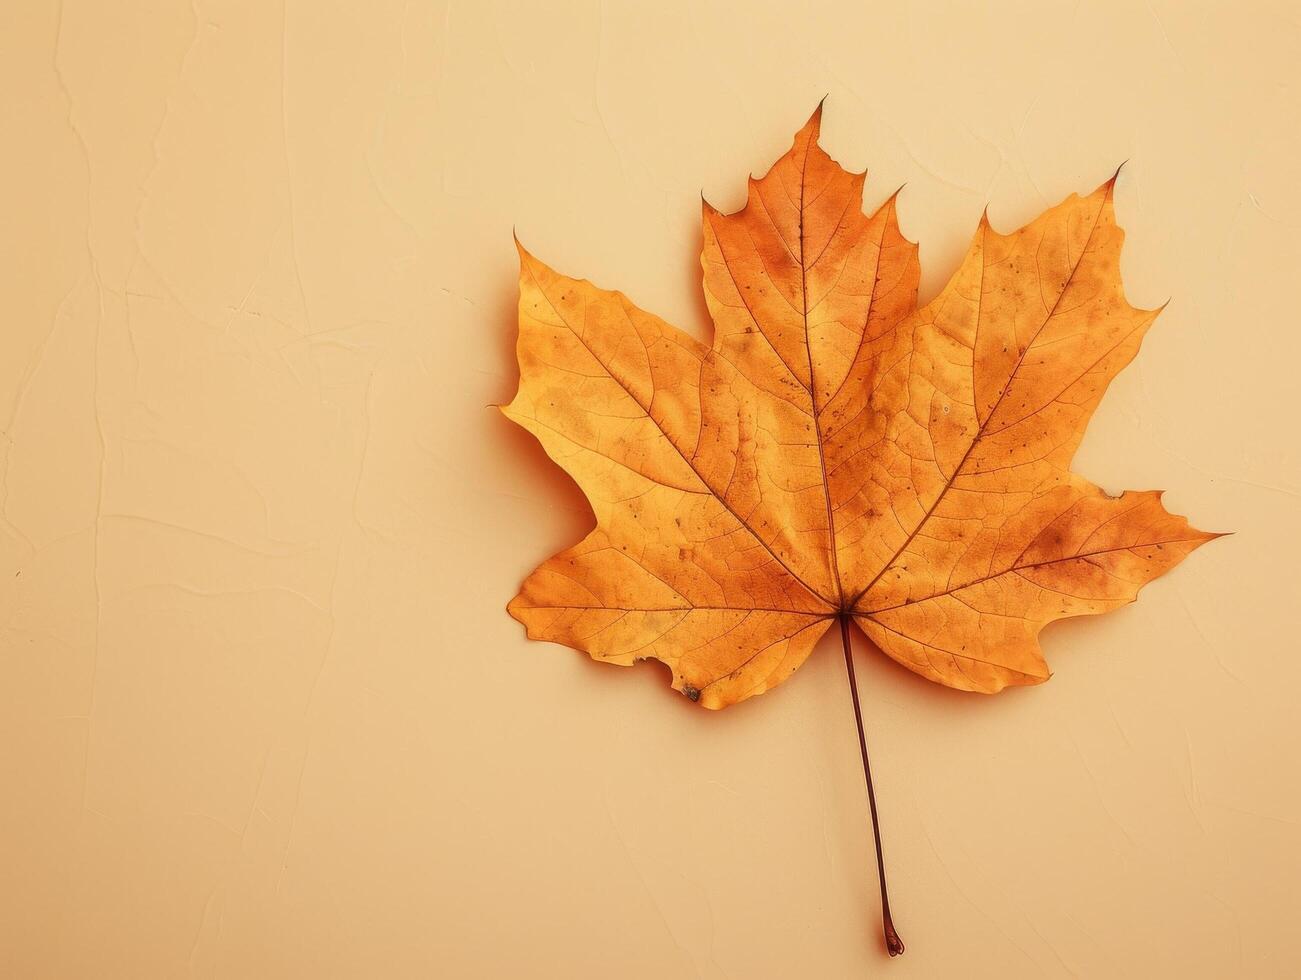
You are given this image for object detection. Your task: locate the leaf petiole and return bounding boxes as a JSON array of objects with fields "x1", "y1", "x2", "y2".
[{"x1": 839, "y1": 614, "x2": 905, "y2": 957}]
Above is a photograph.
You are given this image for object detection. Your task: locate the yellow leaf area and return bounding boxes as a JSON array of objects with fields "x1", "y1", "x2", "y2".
[{"x1": 503, "y1": 107, "x2": 1219, "y2": 709}]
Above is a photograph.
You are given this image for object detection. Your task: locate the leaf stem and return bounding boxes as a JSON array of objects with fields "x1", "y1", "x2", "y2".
[{"x1": 839, "y1": 614, "x2": 905, "y2": 957}]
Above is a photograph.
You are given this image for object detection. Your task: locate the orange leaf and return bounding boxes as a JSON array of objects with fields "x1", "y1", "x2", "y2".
[{"x1": 503, "y1": 106, "x2": 1220, "y2": 709}]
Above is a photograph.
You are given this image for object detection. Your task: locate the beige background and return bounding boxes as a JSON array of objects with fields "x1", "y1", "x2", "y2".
[{"x1": 2, "y1": 1, "x2": 1298, "y2": 977}]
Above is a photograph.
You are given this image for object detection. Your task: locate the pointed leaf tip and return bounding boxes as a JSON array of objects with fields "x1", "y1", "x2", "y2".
[
  {"x1": 800, "y1": 98, "x2": 825, "y2": 140},
  {"x1": 513, "y1": 234, "x2": 534, "y2": 266}
]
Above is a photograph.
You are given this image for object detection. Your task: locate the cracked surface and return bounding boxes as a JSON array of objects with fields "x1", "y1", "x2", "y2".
[
  {"x1": 506, "y1": 108, "x2": 1218, "y2": 706},
  {"x1": 4, "y1": 2, "x2": 1291, "y2": 976}
]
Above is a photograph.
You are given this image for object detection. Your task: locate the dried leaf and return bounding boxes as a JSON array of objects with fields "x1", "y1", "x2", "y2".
[{"x1": 504, "y1": 106, "x2": 1219, "y2": 709}]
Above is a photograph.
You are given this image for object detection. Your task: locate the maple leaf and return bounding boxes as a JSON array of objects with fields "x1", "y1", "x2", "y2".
[
  {"x1": 503, "y1": 105, "x2": 1218, "y2": 709},
  {"x1": 501, "y1": 104, "x2": 1222, "y2": 958}
]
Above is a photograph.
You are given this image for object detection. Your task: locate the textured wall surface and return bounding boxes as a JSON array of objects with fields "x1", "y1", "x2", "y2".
[{"x1": 2, "y1": 1, "x2": 1297, "y2": 977}]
